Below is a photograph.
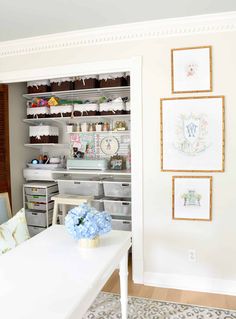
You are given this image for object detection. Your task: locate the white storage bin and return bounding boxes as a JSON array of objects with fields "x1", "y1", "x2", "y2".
[
  {"x1": 26, "y1": 210, "x2": 53, "y2": 227},
  {"x1": 25, "y1": 184, "x2": 58, "y2": 196},
  {"x1": 58, "y1": 180, "x2": 104, "y2": 197},
  {"x1": 91, "y1": 200, "x2": 104, "y2": 212},
  {"x1": 27, "y1": 201, "x2": 54, "y2": 211},
  {"x1": 103, "y1": 181, "x2": 131, "y2": 198},
  {"x1": 28, "y1": 226, "x2": 45, "y2": 237},
  {"x1": 23, "y1": 169, "x2": 54, "y2": 181},
  {"x1": 104, "y1": 200, "x2": 131, "y2": 217},
  {"x1": 26, "y1": 194, "x2": 54, "y2": 203},
  {"x1": 112, "y1": 219, "x2": 131, "y2": 231}
]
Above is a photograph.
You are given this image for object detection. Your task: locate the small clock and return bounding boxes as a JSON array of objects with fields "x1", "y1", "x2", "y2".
[{"x1": 100, "y1": 136, "x2": 119, "y2": 156}]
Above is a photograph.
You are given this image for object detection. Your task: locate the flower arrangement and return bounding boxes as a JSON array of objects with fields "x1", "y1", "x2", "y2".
[{"x1": 65, "y1": 203, "x2": 112, "y2": 240}]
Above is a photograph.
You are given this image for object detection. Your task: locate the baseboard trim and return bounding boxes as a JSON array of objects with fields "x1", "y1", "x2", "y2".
[{"x1": 143, "y1": 271, "x2": 236, "y2": 296}]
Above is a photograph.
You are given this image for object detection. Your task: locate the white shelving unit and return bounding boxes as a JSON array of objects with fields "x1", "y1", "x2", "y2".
[{"x1": 23, "y1": 80, "x2": 132, "y2": 233}]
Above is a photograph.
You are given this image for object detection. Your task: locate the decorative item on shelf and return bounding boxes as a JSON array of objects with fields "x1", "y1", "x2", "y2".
[
  {"x1": 65, "y1": 203, "x2": 112, "y2": 248},
  {"x1": 102, "y1": 122, "x2": 110, "y2": 131},
  {"x1": 74, "y1": 75, "x2": 99, "y2": 90},
  {"x1": 50, "y1": 77, "x2": 74, "y2": 91},
  {"x1": 96, "y1": 122, "x2": 103, "y2": 132},
  {"x1": 113, "y1": 121, "x2": 127, "y2": 131},
  {"x1": 99, "y1": 72, "x2": 127, "y2": 87},
  {"x1": 66, "y1": 123, "x2": 74, "y2": 133},
  {"x1": 109, "y1": 155, "x2": 126, "y2": 170},
  {"x1": 48, "y1": 97, "x2": 59, "y2": 106},
  {"x1": 27, "y1": 80, "x2": 50, "y2": 94},
  {"x1": 81, "y1": 122, "x2": 88, "y2": 133},
  {"x1": 100, "y1": 136, "x2": 119, "y2": 156}
]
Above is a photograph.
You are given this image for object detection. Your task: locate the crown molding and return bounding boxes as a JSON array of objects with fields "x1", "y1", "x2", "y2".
[{"x1": 0, "y1": 11, "x2": 236, "y2": 58}]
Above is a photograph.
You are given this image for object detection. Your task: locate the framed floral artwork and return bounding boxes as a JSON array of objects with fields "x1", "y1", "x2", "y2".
[
  {"x1": 172, "y1": 176, "x2": 212, "y2": 221},
  {"x1": 171, "y1": 46, "x2": 212, "y2": 93},
  {"x1": 160, "y1": 96, "x2": 225, "y2": 172}
]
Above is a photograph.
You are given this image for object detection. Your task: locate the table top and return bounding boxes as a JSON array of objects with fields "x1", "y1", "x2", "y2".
[{"x1": 0, "y1": 226, "x2": 131, "y2": 319}]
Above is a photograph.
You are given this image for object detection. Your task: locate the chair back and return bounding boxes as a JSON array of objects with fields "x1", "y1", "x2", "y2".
[{"x1": 0, "y1": 193, "x2": 12, "y2": 224}]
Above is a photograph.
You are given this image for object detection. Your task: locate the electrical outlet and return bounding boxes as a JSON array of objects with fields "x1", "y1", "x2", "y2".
[{"x1": 188, "y1": 249, "x2": 197, "y2": 263}]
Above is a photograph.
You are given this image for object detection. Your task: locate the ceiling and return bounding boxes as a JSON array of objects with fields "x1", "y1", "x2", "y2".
[{"x1": 0, "y1": 0, "x2": 236, "y2": 42}]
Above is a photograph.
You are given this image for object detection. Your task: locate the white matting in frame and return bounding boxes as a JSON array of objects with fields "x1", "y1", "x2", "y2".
[
  {"x1": 171, "y1": 46, "x2": 212, "y2": 93},
  {"x1": 161, "y1": 96, "x2": 224, "y2": 172},
  {"x1": 172, "y1": 176, "x2": 212, "y2": 221}
]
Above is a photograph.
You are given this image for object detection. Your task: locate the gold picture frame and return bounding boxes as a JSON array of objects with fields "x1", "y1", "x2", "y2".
[
  {"x1": 172, "y1": 176, "x2": 212, "y2": 221},
  {"x1": 171, "y1": 46, "x2": 212, "y2": 94},
  {"x1": 160, "y1": 96, "x2": 225, "y2": 172}
]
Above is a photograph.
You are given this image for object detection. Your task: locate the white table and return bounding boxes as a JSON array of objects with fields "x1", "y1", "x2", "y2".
[{"x1": 0, "y1": 225, "x2": 131, "y2": 319}]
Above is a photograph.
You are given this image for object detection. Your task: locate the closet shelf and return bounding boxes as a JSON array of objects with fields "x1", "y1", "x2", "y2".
[
  {"x1": 66, "y1": 130, "x2": 131, "y2": 135},
  {"x1": 24, "y1": 143, "x2": 69, "y2": 149},
  {"x1": 23, "y1": 114, "x2": 130, "y2": 125},
  {"x1": 22, "y1": 86, "x2": 130, "y2": 100}
]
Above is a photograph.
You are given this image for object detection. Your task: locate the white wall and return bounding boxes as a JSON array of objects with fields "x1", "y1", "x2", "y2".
[{"x1": 2, "y1": 29, "x2": 236, "y2": 294}]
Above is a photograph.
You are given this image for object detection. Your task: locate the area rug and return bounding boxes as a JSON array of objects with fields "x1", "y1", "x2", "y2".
[{"x1": 83, "y1": 292, "x2": 236, "y2": 319}]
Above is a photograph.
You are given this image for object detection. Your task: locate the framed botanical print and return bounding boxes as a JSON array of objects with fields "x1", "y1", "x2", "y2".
[
  {"x1": 171, "y1": 46, "x2": 212, "y2": 93},
  {"x1": 160, "y1": 96, "x2": 225, "y2": 172},
  {"x1": 172, "y1": 176, "x2": 212, "y2": 221}
]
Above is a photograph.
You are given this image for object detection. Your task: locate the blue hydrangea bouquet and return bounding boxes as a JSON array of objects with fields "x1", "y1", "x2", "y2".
[{"x1": 65, "y1": 203, "x2": 112, "y2": 248}]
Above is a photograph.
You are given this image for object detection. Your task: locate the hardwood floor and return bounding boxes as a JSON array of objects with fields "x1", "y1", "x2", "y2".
[{"x1": 103, "y1": 257, "x2": 236, "y2": 310}]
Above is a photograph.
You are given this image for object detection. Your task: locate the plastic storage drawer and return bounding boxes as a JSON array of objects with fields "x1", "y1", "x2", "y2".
[
  {"x1": 27, "y1": 201, "x2": 54, "y2": 211},
  {"x1": 26, "y1": 194, "x2": 54, "y2": 203},
  {"x1": 104, "y1": 200, "x2": 131, "y2": 217},
  {"x1": 28, "y1": 226, "x2": 45, "y2": 237},
  {"x1": 91, "y1": 200, "x2": 104, "y2": 212},
  {"x1": 103, "y1": 181, "x2": 131, "y2": 198},
  {"x1": 112, "y1": 219, "x2": 131, "y2": 231},
  {"x1": 26, "y1": 210, "x2": 53, "y2": 227},
  {"x1": 25, "y1": 185, "x2": 58, "y2": 196},
  {"x1": 58, "y1": 180, "x2": 104, "y2": 197}
]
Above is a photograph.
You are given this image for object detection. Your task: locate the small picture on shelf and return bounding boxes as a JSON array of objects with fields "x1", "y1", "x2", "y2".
[{"x1": 109, "y1": 155, "x2": 126, "y2": 170}]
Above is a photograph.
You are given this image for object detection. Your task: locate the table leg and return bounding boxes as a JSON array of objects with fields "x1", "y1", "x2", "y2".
[
  {"x1": 119, "y1": 253, "x2": 128, "y2": 319},
  {"x1": 62, "y1": 204, "x2": 67, "y2": 224},
  {"x1": 52, "y1": 201, "x2": 58, "y2": 225}
]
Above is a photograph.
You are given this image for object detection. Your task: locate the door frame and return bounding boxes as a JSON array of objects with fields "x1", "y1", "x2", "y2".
[{"x1": 0, "y1": 56, "x2": 144, "y2": 283}]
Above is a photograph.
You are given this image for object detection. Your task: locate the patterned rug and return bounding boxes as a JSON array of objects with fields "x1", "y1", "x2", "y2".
[{"x1": 83, "y1": 292, "x2": 236, "y2": 319}]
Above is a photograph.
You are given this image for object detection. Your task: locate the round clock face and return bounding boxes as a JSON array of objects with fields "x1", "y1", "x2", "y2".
[{"x1": 100, "y1": 136, "x2": 119, "y2": 156}]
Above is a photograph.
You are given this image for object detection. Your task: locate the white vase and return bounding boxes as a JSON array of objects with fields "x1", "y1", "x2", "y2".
[{"x1": 78, "y1": 236, "x2": 100, "y2": 248}]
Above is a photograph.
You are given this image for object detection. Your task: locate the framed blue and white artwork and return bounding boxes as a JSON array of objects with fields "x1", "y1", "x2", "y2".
[{"x1": 160, "y1": 96, "x2": 224, "y2": 172}]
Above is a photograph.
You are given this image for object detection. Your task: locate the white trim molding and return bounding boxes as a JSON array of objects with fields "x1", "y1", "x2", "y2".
[
  {"x1": 144, "y1": 271, "x2": 236, "y2": 296},
  {"x1": 0, "y1": 11, "x2": 236, "y2": 58}
]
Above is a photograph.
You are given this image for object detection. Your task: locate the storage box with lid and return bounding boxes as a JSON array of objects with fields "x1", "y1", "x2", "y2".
[
  {"x1": 50, "y1": 105, "x2": 73, "y2": 118},
  {"x1": 99, "y1": 97, "x2": 125, "y2": 115},
  {"x1": 99, "y1": 73, "x2": 127, "y2": 87},
  {"x1": 104, "y1": 199, "x2": 131, "y2": 217},
  {"x1": 126, "y1": 72, "x2": 130, "y2": 86},
  {"x1": 73, "y1": 103, "x2": 99, "y2": 117},
  {"x1": 27, "y1": 80, "x2": 50, "y2": 94},
  {"x1": 27, "y1": 105, "x2": 50, "y2": 119},
  {"x1": 29, "y1": 125, "x2": 59, "y2": 144},
  {"x1": 58, "y1": 179, "x2": 104, "y2": 197},
  {"x1": 125, "y1": 101, "x2": 131, "y2": 114},
  {"x1": 103, "y1": 180, "x2": 131, "y2": 198},
  {"x1": 50, "y1": 77, "x2": 74, "y2": 91},
  {"x1": 74, "y1": 75, "x2": 99, "y2": 89}
]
